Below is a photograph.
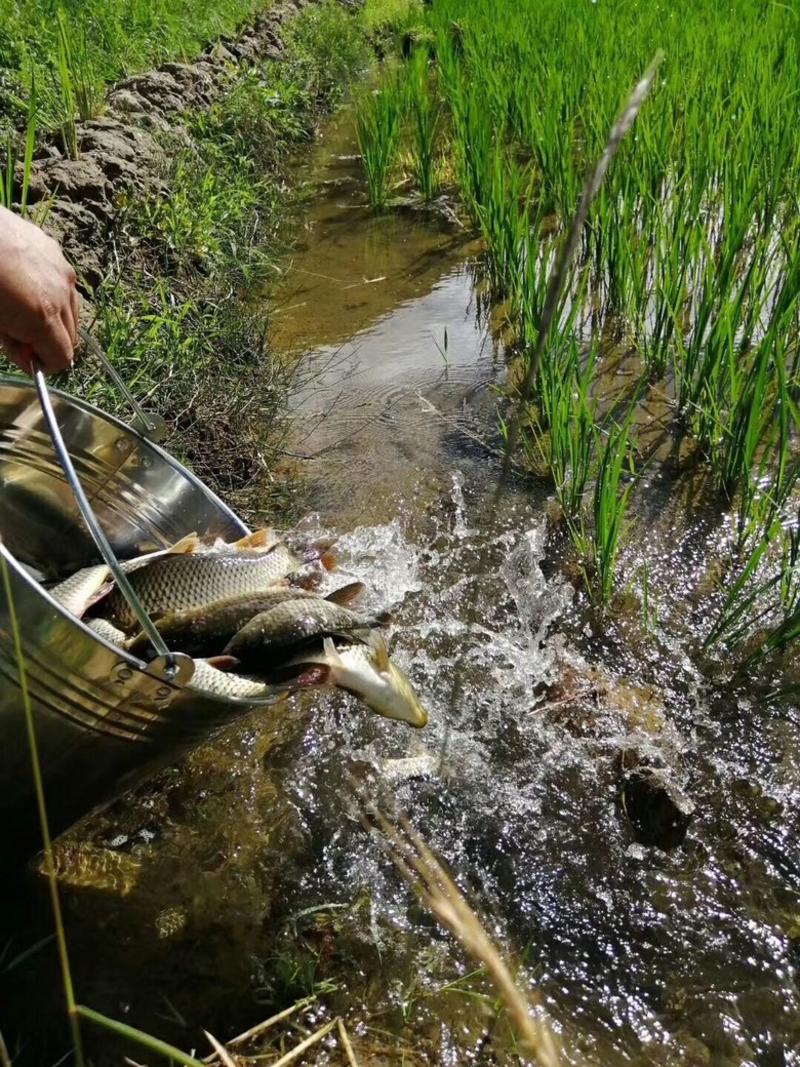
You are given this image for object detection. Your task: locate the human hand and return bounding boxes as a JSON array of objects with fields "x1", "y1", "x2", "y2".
[{"x1": 0, "y1": 205, "x2": 80, "y2": 375}]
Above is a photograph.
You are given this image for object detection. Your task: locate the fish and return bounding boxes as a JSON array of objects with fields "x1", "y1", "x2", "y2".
[
  {"x1": 48, "y1": 532, "x2": 202, "y2": 617},
  {"x1": 189, "y1": 657, "x2": 281, "y2": 701},
  {"x1": 84, "y1": 617, "x2": 280, "y2": 702},
  {"x1": 267, "y1": 634, "x2": 428, "y2": 728},
  {"x1": 86, "y1": 603, "x2": 426, "y2": 728},
  {"x1": 125, "y1": 582, "x2": 368, "y2": 659},
  {"x1": 92, "y1": 541, "x2": 316, "y2": 633},
  {"x1": 222, "y1": 597, "x2": 391, "y2": 668},
  {"x1": 86, "y1": 617, "x2": 127, "y2": 646},
  {"x1": 49, "y1": 564, "x2": 113, "y2": 617}
]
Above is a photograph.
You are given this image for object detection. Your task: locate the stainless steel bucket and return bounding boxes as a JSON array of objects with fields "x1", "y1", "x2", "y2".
[{"x1": 0, "y1": 375, "x2": 280, "y2": 861}]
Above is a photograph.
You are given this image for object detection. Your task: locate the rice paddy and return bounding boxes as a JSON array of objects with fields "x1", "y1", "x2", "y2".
[{"x1": 355, "y1": 0, "x2": 800, "y2": 660}]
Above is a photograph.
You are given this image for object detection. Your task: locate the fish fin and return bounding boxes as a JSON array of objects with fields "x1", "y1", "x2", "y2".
[
  {"x1": 325, "y1": 582, "x2": 365, "y2": 605},
  {"x1": 322, "y1": 636, "x2": 346, "y2": 669},
  {"x1": 167, "y1": 532, "x2": 202, "y2": 555},
  {"x1": 134, "y1": 539, "x2": 159, "y2": 554},
  {"x1": 288, "y1": 568, "x2": 322, "y2": 591},
  {"x1": 311, "y1": 536, "x2": 337, "y2": 554},
  {"x1": 369, "y1": 633, "x2": 390, "y2": 672},
  {"x1": 320, "y1": 550, "x2": 337, "y2": 572},
  {"x1": 206, "y1": 655, "x2": 240, "y2": 671},
  {"x1": 269, "y1": 663, "x2": 331, "y2": 687},
  {"x1": 232, "y1": 528, "x2": 276, "y2": 550}
]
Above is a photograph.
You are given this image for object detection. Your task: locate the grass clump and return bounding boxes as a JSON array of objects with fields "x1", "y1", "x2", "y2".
[{"x1": 64, "y1": 1, "x2": 370, "y2": 521}]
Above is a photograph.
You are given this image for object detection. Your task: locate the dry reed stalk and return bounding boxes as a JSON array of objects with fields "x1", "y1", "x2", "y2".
[
  {"x1": 202, "y1": 999, "x2": 314, "y2": 1062},
  {"x1": 359, "y1": 791, "x2": 562, "y2": 1067},
  {"x1": 204, "y1": 1031, "x2": 239, "y2": 1067},
  {"x1": 254, "y1": 1018, "x2": 337, "y2": 1066},
  {"x1": 337, "y1": 1017, "x2": 361, "y2": 1067}
]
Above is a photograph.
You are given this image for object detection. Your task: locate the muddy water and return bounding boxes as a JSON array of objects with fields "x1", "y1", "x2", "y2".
[{"x1": 6, "y1": 107, "x2": 800, "y2": 1066}]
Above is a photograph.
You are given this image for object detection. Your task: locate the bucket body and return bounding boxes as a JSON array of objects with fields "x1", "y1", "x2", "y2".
[{"x1": 0, "y1": 378, "x2": 276, "y2": 859}]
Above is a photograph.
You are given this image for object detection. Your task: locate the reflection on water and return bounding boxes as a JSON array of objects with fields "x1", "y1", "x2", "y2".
[{"x1": 4, "y1": 105, "x2": 800, "y2": 1067}]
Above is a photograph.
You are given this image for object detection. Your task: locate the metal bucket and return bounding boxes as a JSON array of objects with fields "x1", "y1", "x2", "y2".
[{"x1": 0, "y1": 374, "x2": 280, "y2": 861}]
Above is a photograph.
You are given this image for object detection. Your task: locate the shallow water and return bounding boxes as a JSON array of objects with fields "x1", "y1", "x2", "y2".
[{"x1": 5, "y1": 106, "x2": 800, "y2": 1066}]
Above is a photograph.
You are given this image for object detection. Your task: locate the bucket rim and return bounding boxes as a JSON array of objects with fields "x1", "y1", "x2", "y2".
[{"x1": 0, "y1": 376, "x2": 281, "y2": 710}]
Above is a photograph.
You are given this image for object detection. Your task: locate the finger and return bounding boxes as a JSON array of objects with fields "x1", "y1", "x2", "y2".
[
  {"x1": 70, "y1": 283, "x2": 81, "y2": 340},
  {"x1": 61, "y1": 300, "x2": 77, "y2": 352},
  {"x1": 31, "y1": 313, "x2": 74, "y2": 374}
]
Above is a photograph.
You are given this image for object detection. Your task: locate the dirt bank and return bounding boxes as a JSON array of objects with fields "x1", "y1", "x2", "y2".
[{"x1": 22, "y1": 0, "x2": 355, "y2": 288}]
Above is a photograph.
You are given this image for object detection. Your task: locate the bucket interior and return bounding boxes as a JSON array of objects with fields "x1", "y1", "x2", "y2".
[{"x1": 0, "y1": 378, "x2": 248, "y2": 577}]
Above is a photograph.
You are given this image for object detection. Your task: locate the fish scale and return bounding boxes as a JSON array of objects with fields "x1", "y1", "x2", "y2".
[{"x1": 95, "y1": 545, "x2": 304, "y2": 632}]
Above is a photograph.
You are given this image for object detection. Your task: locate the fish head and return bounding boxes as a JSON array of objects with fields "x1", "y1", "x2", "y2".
[
  {"x1": 331, "y1": 636, "x2": 428, "y2": 728},
  {"x1": 378, "y1": 660, "x2": 429, "y2": 728}
]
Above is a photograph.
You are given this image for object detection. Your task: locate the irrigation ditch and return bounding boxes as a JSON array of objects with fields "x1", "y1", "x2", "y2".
[{"x1": 4, "y1": 0, "x2": 800, "y2": 1064}]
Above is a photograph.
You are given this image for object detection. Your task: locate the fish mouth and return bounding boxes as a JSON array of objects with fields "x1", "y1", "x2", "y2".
[{"x1": 338, "y1": 684, "x2": 428, "y2": 727}]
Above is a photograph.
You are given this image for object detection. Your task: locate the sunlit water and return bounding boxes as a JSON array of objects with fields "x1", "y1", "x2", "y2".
[{"x1": 5, "y1": 107, "x2": 800, "y2": 1067}]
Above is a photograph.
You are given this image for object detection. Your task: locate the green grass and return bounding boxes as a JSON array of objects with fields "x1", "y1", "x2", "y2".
[{"x1": 0, "y1": 0, "x2": 273, "y2": 135}]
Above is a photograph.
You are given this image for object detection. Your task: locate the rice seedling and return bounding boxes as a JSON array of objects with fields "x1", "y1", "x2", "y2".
[
  {"x1": 54, "y1": 10, "x2": 80, "y2": 159},
  {"x1": 529, "y1": 338, "x2": 597, "y2": 530},
  {"x1": 590, "y1": 415, "x2": 636, "y2": 604},
  {"x1": 356, "y1": 81, "x2": 402, "y2": 212},
  {"x1": 406, "y1": 46, "x2": 439, "y2": 201},
  {"x1": 0, "y1": 76, "x2": 37, "y2": 213}
]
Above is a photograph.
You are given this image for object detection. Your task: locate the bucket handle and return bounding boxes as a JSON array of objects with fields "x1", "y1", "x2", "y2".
[
  {"x1": 32, "y1": 360, "x2": 192, "y2": 683},
  {"x1": 79, "y1": 325, "x2": 167, "y2": 443}
]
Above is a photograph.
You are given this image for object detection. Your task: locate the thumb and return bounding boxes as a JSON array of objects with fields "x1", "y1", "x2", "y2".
[{"x1": 0, "y1": 335, "x2": 34, "y2": 375}]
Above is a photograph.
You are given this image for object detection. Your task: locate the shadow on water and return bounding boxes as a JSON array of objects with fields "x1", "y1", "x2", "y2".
[{"x1": 4, "y1": 104, "x2": 800, "y2": 1066}]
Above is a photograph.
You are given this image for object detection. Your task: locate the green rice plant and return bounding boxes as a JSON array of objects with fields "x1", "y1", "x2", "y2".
[
  {"x1": 550, "y1": 344, "x2": 597, "y2": 527},
  {"x1": 0, "y1": 74, "x2": 37, "y2": 214},
  {"x1": 407, "y1": 47, "x2": 439, "y2": 201},
  {"x1": 475, "y1": 151, "x2": 533, "y2": 299},
  {"x1": 54, "y1": 9, "x2": 80, "y2": 159},
  {"x1": 590, "y1": 414, "x2": 636, "y2": 604},
  {"x1": 356, "y1": 82, "x2": 402, "y2": 212}
]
